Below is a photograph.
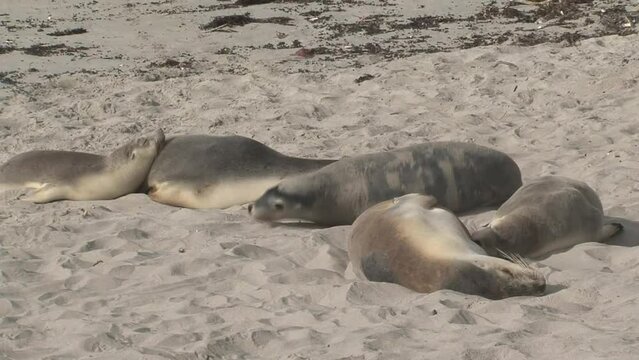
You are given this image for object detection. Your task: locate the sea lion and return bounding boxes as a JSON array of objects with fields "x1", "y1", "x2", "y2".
[
  {"x1": 348, "y1": 193, "x2": 546, "y2": 300},
  {"x1": 0, "y1": 129, "x2": 165, "y2": 203},
  {"x1": 471, "y1": 176, "x2": 623, "y2": 259},
  {"x1": 249, "y1": 141, "x2": 522, "y2": 226},
  {"x1": 145, "y1": 135, "x2": 336, "y2": 209}
]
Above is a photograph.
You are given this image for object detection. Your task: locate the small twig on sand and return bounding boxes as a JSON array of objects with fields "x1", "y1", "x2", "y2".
[{"x1": 208, "y1": 23, "x2": 229, "y2": 32}]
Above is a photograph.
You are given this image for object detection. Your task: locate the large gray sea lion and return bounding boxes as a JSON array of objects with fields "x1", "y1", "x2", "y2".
[
  {"x1": 0, "y1": 129, "x2": 165, "y2": 203},
  {"x1": 471, "y1": 176, "x2": 623, "y2": 259},
  {"x1": 249, "y1": 141, "x2": 522, "y2": 226},
  {"x1": 348, "y1": 193, "x2": 546, "y2": 300},
  {"x1": 146, "y1": 135, "x2": 336, "y2": 209}
]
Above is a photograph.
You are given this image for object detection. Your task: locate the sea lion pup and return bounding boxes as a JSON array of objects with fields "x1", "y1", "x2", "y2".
[
  {"x1": 0, "y1": 129, "x2": 165, "y2": 203},
  {"x1": 471, "y1": 176, "x2": 624, "y2": 259},
  {"x1": 348, "y1": 193, "x2": 546, "y2": 300},
  {"x1": 145, "y1": 135, "x2": 336, "y2": 209},
  {"x1": 249, "y1": 141, "x2": 522, "y2": 226}
]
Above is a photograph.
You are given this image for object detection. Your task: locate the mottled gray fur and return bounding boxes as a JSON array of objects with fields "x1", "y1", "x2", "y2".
[{"x1": 250, "y1": 141, "x2": 522, "y2": 225}]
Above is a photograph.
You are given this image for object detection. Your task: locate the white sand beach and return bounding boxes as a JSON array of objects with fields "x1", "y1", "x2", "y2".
[{"x1": 1, "y1": 0, "x2": 639, "y2": 359}]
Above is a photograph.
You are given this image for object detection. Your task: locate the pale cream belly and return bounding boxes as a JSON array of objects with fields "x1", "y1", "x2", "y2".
[
  {"x1": 2, "y1": 166, "x2": 149, "y2": 202},
  {"x1": 149, "y1": 177, "x2": 282, "y2": 209}
]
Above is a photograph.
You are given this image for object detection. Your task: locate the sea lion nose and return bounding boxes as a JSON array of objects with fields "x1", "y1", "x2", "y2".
[
  {"x1": 248, "y1": 204, "x2": 253, "y2": 214},
  {"x1": 536, "y1": 281, "x2": 546, "y2": 294}
]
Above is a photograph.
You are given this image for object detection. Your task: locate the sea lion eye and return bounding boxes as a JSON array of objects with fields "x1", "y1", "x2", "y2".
[{"x1": 274, "y1": 202, "x2": 284, "y2": 211}]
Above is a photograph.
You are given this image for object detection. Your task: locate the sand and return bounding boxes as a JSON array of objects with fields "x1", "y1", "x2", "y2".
[{"x1": 1, "y1": 0, "x2": 639, "y2": 359}]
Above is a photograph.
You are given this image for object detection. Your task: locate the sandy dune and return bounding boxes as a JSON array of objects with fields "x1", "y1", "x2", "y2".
[{"x1": 1, "y1": 0, "x2": 639, "y2": 359}]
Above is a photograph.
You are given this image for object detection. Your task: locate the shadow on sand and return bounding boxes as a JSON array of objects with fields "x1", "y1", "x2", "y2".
[{"x1": 262, "y1": 220, "x2": 330, "y2": 230}]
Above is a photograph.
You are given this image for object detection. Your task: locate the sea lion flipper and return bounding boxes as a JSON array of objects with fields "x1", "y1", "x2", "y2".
[
  {"x1": 19, "y1": 183, "x2": 66, "y2": 203},
  {"x1": 361, "y1": 252, "x2": 396, "y2": 283},
  {"x1": 599, "y1": 222, "x2": 624, "y2": 242}
]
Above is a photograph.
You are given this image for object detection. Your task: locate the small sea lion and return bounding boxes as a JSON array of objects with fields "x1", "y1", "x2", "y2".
[
  {"x1": 471, "y1": 176, "x2": 623, "y2": 259},
  {"x1": 0, "y1": 129, "x2": 165, "y2": 203},
  {"x1": 348, "y1": 193, "x2": 546, "y2": 300},
  {"x1": 249, "y1": 141, "x2": 522, "y2": 226},
  {"x1": 146, "y1": 135, "x2": 336, "y2": 209}
]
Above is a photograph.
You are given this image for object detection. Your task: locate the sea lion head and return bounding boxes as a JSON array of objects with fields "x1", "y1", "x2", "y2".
[
  {"x1": 471, "y1": 214, "x2": 540, "y2": 258},
  {"x1": 110, "y1": 128, "x2": 165, "y2": 167},
  {"x1": 455, "y1": 253, "x2": 546, "y2": 300},
  {"x1": 248, "y1": 184, "x2": 317, "y2": 223}
]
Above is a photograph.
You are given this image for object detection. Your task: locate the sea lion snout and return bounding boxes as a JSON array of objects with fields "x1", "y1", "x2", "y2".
[{"x1": 534, "y1": 280, "x2": 546, "y2": 294}]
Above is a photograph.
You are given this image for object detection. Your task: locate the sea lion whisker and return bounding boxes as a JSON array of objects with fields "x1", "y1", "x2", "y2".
[{"x1": 496, "y1": 248, "x2": 530, "y2": 269}]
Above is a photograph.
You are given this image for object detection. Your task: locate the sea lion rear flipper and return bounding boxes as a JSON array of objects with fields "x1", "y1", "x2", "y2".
[
  {"x1": 599, "y1": 222, "x2": 624, "y2": 242},
  {"x1": 19, "y1": 184, "x2": 66, "y2": 203}
]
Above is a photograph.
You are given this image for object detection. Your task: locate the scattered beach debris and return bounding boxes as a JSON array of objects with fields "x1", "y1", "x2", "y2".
[
  {"x1": 235, "y1": 0, "x2": 276, "y2": 6},
  {"x1": 22, "y1": 43, "x2": 90, "y2": 56},
  {"x1": 47, "y1": 27, "x2": 88, "y2": 36},
  {"x1": 355, "y1": 74, "x2": 375, "y2": 84},
  {"x1": 293, "y1": 47, "x2": 330, "y2": 58},
  {"x1": 0, "y1": 0, "x2": 635, "y2": 79},
  {"x1": 533, "y1": 0, "x2": 592, "y2": 22},
  {"x1": 0, "y1": 71, "x2": 19, "y2": 85},
  {"x1": 200, "y1": 13, "x2": 293, "y2": 31},
  {"x1": 150, "y1": 58, "x2": 194, "y2": 69},
  {"x1": 391, "y1": 15, "x2": 453, "y2": 30},
  {"x1": 329, "y1": 15, "x2": 388, "y2": 37},
  {"x1": 0, "y1": 43, "x2": 16, "y2": 54},
  {"x1": 598, "y1": 6, "x2": 637, "y2": 36}
]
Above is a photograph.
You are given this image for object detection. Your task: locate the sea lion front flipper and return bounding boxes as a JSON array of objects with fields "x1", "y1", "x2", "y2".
[
  {"x1": 598, "y1": 222, "x2": 624, "y2": 242},
  {"x1": 360, "y1": 251, "x2": 396, "y2": 283},
  {"x1": 19, "y1": 183, "x2": 67, "y2": 203}
]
